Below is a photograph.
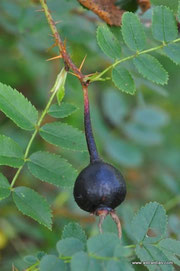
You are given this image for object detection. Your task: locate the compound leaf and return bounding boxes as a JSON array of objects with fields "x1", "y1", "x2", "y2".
[
  {"x1": 97, "y1": 24, "x2": 121, "y2": 59},
  {"x1": 57, "y1": 237, "x2": 84, "y2": 257},
  {"x1": 0, "y1": 134, "x2": 24, "y2": 168},
  {"x1": 122, "y1": 12, "x2": 146, "y2": 51},
  {"x1": 0, "y1": 173, "x2": 11, "y2": 200},
  {"x1": 87, "y1": 233, "x2": 119, "y2": 257},
  {"x1": 62, "y1": 222, "x2": 87, "y2": 243},
  {"x1": 40, "y1": 122, "x2": 86, "y2": 151},
  {"x1": 12, "y1": 186, "x2": 52, "y2": 230},
  {"x1": 28, "y1": 151, "x2": 77, "y2": 188},
  {"x1": 136, "y1": 244, "x2": 173, "y2": 271},
  {"x1": 164, "y1": 43, "x2": 180, "y2": 65},
  {"x1": 48, "y1": 102, "x2": 78, "y2": 118},
  {"x1": 112, "y1": 66, "x2": 136, "y2": 94},
  {"x1": 0, "y1": 82, "x2": 38, "y2": 130},
  {"x1": 40, "y1": 255, "x2": 66, "y2": 271},
  {"x1": 133, "y1": 54, "x2": 168, "y2": 85},
  {"x1": 152, "y1": 6, "x2": 178, "y2": 42},
  {"x1": 131, "y1": 202, "x2": 167, "y2": 244},
  {"x1": 71, "y1": 252, "x2": 102, "y2": 271}
]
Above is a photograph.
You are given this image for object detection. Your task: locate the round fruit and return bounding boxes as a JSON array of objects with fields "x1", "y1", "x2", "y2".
[{"x1": 73, "y1": 160, "x2": 126, "y2": 214}]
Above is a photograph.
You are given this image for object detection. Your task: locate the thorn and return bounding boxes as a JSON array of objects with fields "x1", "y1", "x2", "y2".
[
  {"x1": 55, "y1": 20, "x2": 62, "y2": 25},
  {"x1": 46, "y1": 43, "x2": 57, "y2": 52},
  {"x1": 35, "y1": 9, "x2": 44, "y2": 12},
  {"x1": 46, "y1": 54, "x2": 62, "y2": 61},
  {"x1": 68, "y1": 71, "x2": 79, "y2": 78},
  {"x1": 110, "y1": 211, "x2": 122, "y2": 239},
  {"x1": 79, "y1": 55, "x2": 87, "y2": 71}
]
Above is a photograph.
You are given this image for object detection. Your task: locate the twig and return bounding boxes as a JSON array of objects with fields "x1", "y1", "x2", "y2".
[{"x1": 39, "y1": 0, "x2": 87, "y2": 85}]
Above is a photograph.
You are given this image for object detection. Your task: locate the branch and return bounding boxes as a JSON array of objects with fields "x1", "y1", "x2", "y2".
[{"x1": 39, "y1": 0, "x2": 86, "y2": 85}]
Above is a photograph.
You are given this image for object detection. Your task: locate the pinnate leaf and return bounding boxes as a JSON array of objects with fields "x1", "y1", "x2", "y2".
[
  {"x1": 107, "y1": 260, "x2": 134, "y2": 271},
  {"x1": 152, "y1": 6, "x2": 178, "y2": 42},
  {"x1": 0, "y1": 135, "x2": 24, "y2": 168},
  {"x1": 0, "y1": 82, "x2": 38, "y2": 130},
  {"x1": 122, "y1": 12, "x2": 146, "y2": 51},
  {"x1": 0, "y1": 173, "x2": 11, "y2": 200},
  {"x1": 131, "y1": 202, "x2": 167, "y2": 244},
  {"x1": 157, "y1": 238, "x2": 180, "y2": 255},
  {"x1": 40, "y1": 122, "x2": 86, "y2": 151},
  {"x1": 133, "y1": 54, "x2": 168, "y2": 85},
  {"x1": 150, "y1": 0, "x2": 179, "y2": 12},
  {"x1": 136, "y1": 244, "x2": 173, "y2": 271},
  {"x1": 28, "y1": 151, "x2": 77, "y2": 188},
  {"x1": 164, "y1": 43, "x2": 180, "y2": 65},
  {"x1": 48, "y1": 102, "x2": 78, "y2": 118},
  {"x1": 12, "y1": 186, "x2": 52, "y2": 229},
  {"x1": 112, "y1": 66, "x2": 135, "y2": 94},
  {"x1": 62, "y1": 222, "x2": 87, "y2": 243},
  {"x1": 71, "y1": 251, "x2": 103, "y2": 271},
  {"x1": 57, "y1": 237, "x2": 84, "y2": 257},
  {"x1": 39, "y1": 255, "x2": 66, "y2": 271},
  {"x1": 87, "y1": 233, "x2": 119, "y2": 257},
  {"x1": 97, "y1": 24, "x2": 121, "y2": 59}
]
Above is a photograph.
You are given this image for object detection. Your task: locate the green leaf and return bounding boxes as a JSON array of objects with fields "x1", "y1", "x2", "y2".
[
  {"x1": 131, "y1": 202, "x2": 167, "y2": 244},
  {"x1": 178, "y1": 0, "x2": 180, "y2": 21},
  {"x1": 0, "y1": 135, "x2": 24, "y2": 168},
  {"x1": 133, "y1": 54, "x2": 168, "y2": 85},
  {"x1": 122, "y1": 12, "x2": 146, "y2": 51},
  {"x1": 136, "y1": 244, "x2": 173, "y2": 271},
  {"x1": 164, "y1": 43, "x2": 180, "y2": 65},
  {"x1": 105, "y1": 137, "x2": 143, "y2": 167},
  {"x1": 102, "y1": 90, "x2": 128, "y2": 125},
  {"x1": 157, "y1": 238, "x2": 180, "y2": 255},
  {"x1": 133, "y1": 106, "x2": 169, "y2": 128},
  {"x1": 39, "y1": 255, "x2": 66, "y2": 271},
  {"x1": 57, "y1": 237, "x2": 84, "y2": 257},
  {"x1": 112, "y1": 66, "x2": 136, "y2": 94},
  {"x1": 62, "y1": 222, "x2": 87, "y2": 243},
  {"x1": 0, "y1": 82, "x2": 38, "y2": 130},
  {"x1": 152, "y1": 6, "x2": 178, "y2": 42},
  {"x1": 28, "y1": 151, "x2": 77, "y2": 188},
  {"x1": 96, "y1": 24, "x2": 121, "y2": 59},
  {"x1": 71, "y1": 251, "x2": 102, "y2": 271},
  {"x1": 48, "y1": 102, "x2": 78, "y2": 118},
  {"x1": 124, "y1": 123, "x2": 163, "y2": 146},
  {"x1": 12, "y1": 186, "x2": 52, "y2": 230},
  {"x1": 87, "y1": 233, "x2": 119, "y2": 257},
  {"x1": 107, "y1": 260, "x2": 134, "y2": 271},
  {"x1": 150, "y1": 0, "x2": 179, "y2": 12},
  {"x1": 40, "y1": 122, "x2": 86, "y2": 151},
  {"x1": 0, "y1": 173, "x2": 11, "y2": 200},
  {"x1": 24, "y1": 255, "x2": 37, "y2": 265}
]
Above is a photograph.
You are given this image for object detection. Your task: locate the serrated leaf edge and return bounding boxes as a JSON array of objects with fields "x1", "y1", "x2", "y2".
[
  {"x1": 12, "y1": 186, "x2": 52, "y2": 230},
  {"x1": 0, "y1": 83, "x2": 38, "y2": 130}
]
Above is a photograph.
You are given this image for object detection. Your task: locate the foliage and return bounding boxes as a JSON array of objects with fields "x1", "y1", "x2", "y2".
[
  {"x1": 24, "y1": 203, "x2": 180, "y2": 271},
  {"x1": 0, "y1": 0, "x2": 180, "y2": 270}
]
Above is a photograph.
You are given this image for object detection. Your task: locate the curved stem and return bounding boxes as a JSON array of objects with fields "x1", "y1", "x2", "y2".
[
  {"x1": 83, "y1": 85, "x2": 99, "y2": 163},
  {"x1": 11, "y1": 89, "x2": 58, "y2": 188},
  {"x1": 92, "y1": 37, "x2": 180, "y2": 82}
]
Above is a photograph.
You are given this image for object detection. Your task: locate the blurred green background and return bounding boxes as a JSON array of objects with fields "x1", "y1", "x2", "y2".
[{"x1": 0, "y1": 0, "x2": 180, "y2": 270}]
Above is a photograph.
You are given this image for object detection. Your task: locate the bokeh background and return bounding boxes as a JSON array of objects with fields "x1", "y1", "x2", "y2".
[{"x1": 0, "y1": 0, "x2": 180, "y2": 270}]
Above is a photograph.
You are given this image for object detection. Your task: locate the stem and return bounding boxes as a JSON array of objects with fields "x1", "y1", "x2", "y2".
[
  {"x1": 11, "y1": 89, "x2": 58, "y2": 188},
  {"x1": 83, "y1": 85, "x2": 99, "y2": 162},
  {"x1": 164, "y1": 195, "x2": 180, "y2": 211},
  {"x1": 92, "y1": 37, "x2": 180, "y2": 82}
]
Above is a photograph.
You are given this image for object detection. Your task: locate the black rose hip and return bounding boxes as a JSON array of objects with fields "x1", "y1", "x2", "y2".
[{"x1": 73, "y1": 85, "x2": 126, "y2": 238}]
